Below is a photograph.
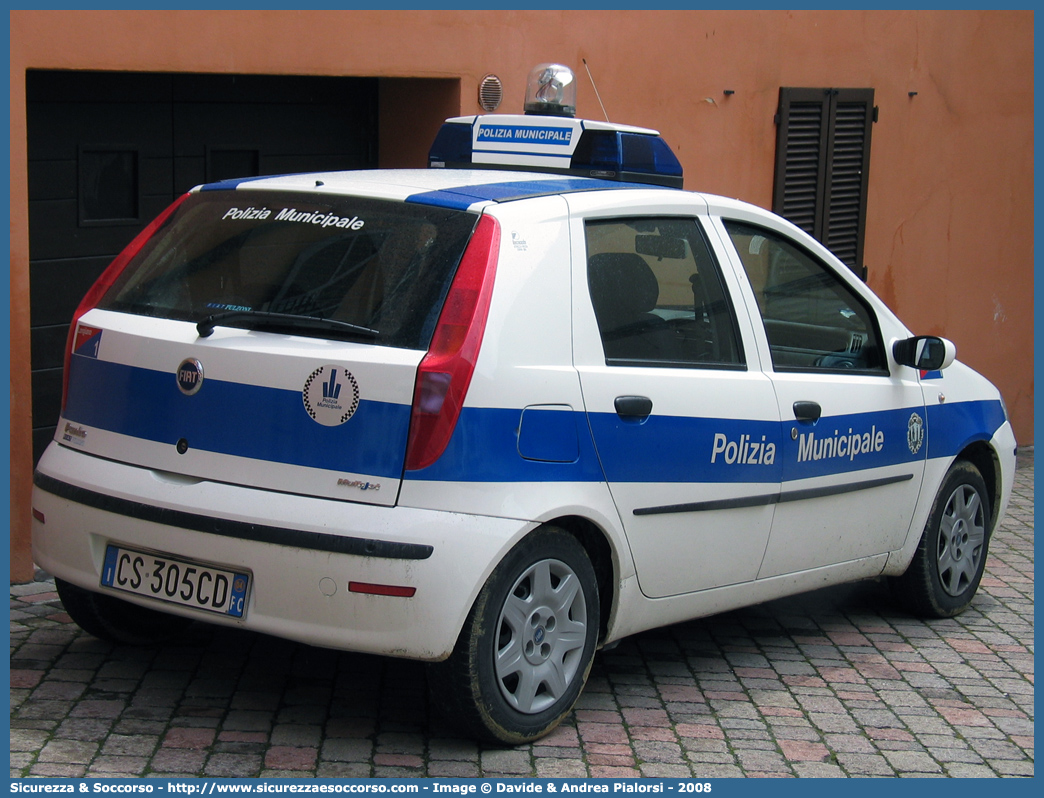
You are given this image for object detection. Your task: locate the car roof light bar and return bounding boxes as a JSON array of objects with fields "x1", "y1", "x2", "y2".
[{"x1": 428, "y1": 114, "x2": 684, "y2": 189}]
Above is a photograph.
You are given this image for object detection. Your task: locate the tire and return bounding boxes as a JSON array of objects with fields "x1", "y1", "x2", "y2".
[
  {"x1": 892, "y1": 460, "x2": 992, "y2": 618},
  {"x1": 56, "y1": 578, "x2": 192, "y2": 645},
  {"x1": 428, "y1": 526, "x2": 600, "y2": 745}
]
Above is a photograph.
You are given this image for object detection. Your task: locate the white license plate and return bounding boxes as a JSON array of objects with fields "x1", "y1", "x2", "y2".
[{"x1": 101, "y1": 545, "x2": 249, "y2": 618}]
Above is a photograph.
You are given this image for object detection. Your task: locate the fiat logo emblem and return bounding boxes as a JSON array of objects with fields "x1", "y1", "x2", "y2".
[{"x1": 176, "y1": 358, "x2": 204, "y2": 396}]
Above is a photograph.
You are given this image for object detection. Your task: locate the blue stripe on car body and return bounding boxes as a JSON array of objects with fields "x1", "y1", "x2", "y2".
[
  {"x1": 925, "y1": 400, "x2": 1008, "y2": 459},
  {"x1": 199, "y1": 175, "x2": 292, "y2": 192},
  {"x1": 62, "y1": 355, "x2": 1008, "y2": 487},
  {"x1": 405, "y1": 178, "x2": 669, "y2": 210},
  {"x1": 63, "y1": 356, "x2": 411, "y2": 478},
  {"x1": 197, "y1": 175, "x2": 669, "y2": 210}
]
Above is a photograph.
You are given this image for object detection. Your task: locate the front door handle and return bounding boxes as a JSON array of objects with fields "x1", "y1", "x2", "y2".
[
  {"x1": 793, "y1": 400, "x2": 822, "y2": 423},
  {"x1": 615, "y1": 395, "x2": 653, "y2": 420}
]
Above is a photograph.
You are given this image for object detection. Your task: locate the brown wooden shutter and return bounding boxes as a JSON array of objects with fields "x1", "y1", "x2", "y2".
[{"x1": 773, "y1": 88, "x2": 875, "y2": 278}]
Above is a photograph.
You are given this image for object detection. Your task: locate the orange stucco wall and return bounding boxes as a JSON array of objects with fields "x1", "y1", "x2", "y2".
[{"x1": 9, "y1": 10, "x2": 1033, "y2": 581}]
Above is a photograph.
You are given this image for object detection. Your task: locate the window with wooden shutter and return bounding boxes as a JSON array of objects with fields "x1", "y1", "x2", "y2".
[{"x1": 773, "y1": 88, "x2": 875, "y2": 278}]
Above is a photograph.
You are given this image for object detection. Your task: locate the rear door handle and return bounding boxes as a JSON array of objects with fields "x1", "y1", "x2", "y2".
[
  {"x1": 615, "y1": 395, "x2": 653, "y2": 420},
  {"x1": 793, "y1": 401, "x2": 822, "y2": 423}
]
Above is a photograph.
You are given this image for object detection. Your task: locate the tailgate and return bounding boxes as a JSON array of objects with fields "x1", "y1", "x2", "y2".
[
  {"x1": 62, "y1": 310, "x2": 422, "y2": 505},
  {"x1": 55, "y1": 187, "x2": 480, "y2": 507}
]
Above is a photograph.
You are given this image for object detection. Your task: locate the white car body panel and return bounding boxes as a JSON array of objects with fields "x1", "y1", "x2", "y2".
[
  {"x1": 33, "y1": 444, "x2": 524, "y2": 661},
  {"x1": 32, "y1": 164, "x2": 1016, "y2": 667},
  {"x1": 65, "y1": 309, "x2": 424, "y2": 505}
]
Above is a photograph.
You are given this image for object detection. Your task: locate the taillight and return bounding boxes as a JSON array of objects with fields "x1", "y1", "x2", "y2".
[
  {"x1": 61, "y1": 193, "x2": 191, "y2": 412},
  {"x1": 404, "y1": 214, "x2": 501, "y2": 471}
]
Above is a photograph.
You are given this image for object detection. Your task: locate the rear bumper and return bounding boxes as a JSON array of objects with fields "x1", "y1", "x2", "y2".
[{"x1": 31, "y1": 443, "x2": 529, "y2": 660}]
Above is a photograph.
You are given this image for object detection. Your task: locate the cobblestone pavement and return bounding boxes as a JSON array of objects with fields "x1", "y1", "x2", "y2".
[{"x1": 11, "y1": 452, "x2": 1033, "y2": 779}]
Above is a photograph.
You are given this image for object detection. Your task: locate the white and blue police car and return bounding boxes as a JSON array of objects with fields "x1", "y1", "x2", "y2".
[{"x1": 32, "y1": 65, "x2": 1017, "y2": 744}]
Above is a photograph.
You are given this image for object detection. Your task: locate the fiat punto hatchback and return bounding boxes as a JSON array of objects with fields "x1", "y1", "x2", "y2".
[{"x1": 33, "y1": 67, "x2": 1016, "y2": 744}]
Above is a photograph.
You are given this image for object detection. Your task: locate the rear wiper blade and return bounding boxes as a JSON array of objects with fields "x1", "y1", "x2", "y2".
[{"x1": 196, "y1": 310, "x2": 379, "y2": 340}]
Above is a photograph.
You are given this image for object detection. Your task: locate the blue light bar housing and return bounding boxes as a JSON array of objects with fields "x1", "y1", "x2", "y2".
[{"x1": 429, "y1": 115, "x2": 683, "y2": 189}]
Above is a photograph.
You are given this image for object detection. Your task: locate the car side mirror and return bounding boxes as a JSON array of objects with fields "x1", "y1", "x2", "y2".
[{"x1": 892, "y1": 336, "x2": 957, "y2": 371}]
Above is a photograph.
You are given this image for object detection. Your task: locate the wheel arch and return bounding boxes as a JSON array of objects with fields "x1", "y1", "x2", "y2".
[
  {"x1": 546, "y1": 514, "x2": 616, "y2": 643},
  {"x1": 957, "y1": 440, "x2": 1002, "y2": 531}
]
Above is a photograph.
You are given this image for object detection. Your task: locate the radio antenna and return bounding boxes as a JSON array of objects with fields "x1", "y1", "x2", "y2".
[{"x1": 582, "y1": 58, "x2": 610, "y2": 122}]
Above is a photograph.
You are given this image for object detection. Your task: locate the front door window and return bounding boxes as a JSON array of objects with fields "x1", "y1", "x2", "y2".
[{"x1": 723, "y1": 220, "x2": 886, "y2": 374}]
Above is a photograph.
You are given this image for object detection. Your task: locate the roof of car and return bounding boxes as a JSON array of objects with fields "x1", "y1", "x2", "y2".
[{"x1": 197, "y1": 168, "x2": 681, "y2": 211}]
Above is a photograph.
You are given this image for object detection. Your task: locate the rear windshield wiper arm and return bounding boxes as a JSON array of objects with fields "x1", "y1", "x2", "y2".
[{"x1": 196, "y1": 310, "x2": 379, "y2": 341}]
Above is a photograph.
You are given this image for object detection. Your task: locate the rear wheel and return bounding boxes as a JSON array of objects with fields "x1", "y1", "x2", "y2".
[
  {"x1": 892, "y1": 460, "x2": 992, "y2": 618},
  {"x1": 428, "y1": 526, "x2": 600, "y2": 744},
  {"x1": 56, "y1": 578, "x2": 192, "y2": 645}
]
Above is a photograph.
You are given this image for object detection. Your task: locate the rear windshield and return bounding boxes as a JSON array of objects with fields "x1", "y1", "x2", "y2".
[{"x1": 100, "y1": 190, "x2": 479, "y2": 350}]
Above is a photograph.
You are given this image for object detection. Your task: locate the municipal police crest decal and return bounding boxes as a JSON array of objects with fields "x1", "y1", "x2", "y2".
[
  {"x1": 907, "y1": 412, "x2": 924, "y2": 455},
  {"x1": 303, "y1": 365, "x2": 360, "y2": 427}
]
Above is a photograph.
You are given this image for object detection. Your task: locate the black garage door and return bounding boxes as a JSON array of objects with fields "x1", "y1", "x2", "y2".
[{"x1": 27, "y1": 71, "x2": 379, "y2": 462}]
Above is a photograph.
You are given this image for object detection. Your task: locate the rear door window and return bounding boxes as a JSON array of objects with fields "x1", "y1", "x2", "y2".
[
  {"x1": 585, "y1": 217, "x2": 744, "y2": 368},
  {"x1": 100, "y1": 191, "x2": 478, "y2": 350}
]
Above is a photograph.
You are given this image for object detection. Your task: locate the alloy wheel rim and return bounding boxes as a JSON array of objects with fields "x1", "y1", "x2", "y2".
[
  {"x1": 494, "y1": 558, "x2": 588, "y2": 714},
  {"x1": 936, "y1": 484, "x2": 986, "y2": 597}
]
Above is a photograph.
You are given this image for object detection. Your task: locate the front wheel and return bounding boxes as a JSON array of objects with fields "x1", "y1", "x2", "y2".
[
  {"x1": 428, "y1": 526, "x2": 600, "y2": 744},
  {"x1": 892, "y1": 460, "x2": 992, "y2": 618}
]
